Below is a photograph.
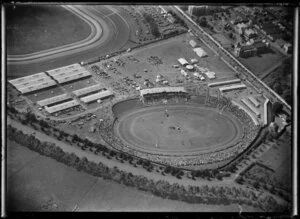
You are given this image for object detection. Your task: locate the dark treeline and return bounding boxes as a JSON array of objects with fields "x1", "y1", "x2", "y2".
[{"x1": 7, "y1": 124, "x2": 289, "y2": 212}]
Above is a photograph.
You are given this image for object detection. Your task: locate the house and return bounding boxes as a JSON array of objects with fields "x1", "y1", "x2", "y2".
[
  {"x1": 283, "y1": 43, "x2": 292, "y2": 54},
  {"x1": 244, "y1": 28, "x2": 257, "y2": 40}
]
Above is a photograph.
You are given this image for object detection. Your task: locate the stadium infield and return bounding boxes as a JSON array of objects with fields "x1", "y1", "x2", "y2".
[{"x1": 115, "y1": 104, "x2": 243, "y2": 155}]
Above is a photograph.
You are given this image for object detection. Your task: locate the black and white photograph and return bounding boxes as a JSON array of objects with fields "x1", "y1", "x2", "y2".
[{"x1": 1, "y1": 3, "x2": 297, "y2": 216}]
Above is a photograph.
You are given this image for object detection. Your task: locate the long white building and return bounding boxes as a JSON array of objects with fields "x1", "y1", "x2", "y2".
[
  {"x1": 9, "y1": 72, "x2": 48, "y2": 86},
  {"x1": 208, "y1": 79, "x2": 241, "y2": 87},
  {"x1": 140, "y1": 87, "x2": 187, "y2": 96},
  {"x1": 54, "y1": 71, "x2": 91, "y2": 84},
  {"x1": 18, "y1": 80, "x2": 57, "y2": 94},
  {"x1": 45, "y1": 100, "x2": 80, "y2": 114},
  {"x1": 37, "y1": 94, "x2": 71, "y2": 107},
  {"x1": 219, "y1": 84, "x2": 247, "y2": 92},
  {"x1": 80, "y1": 90, "x2": 113, "y2": 103}
]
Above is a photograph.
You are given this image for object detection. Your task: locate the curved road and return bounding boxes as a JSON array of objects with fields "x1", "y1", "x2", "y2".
[{"x1": 7, "y1": 5, "x2": 133, "y2": 78}]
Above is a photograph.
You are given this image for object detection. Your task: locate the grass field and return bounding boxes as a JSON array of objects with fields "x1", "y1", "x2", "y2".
[
  {"x1": 6, "y1": 5, "x2": 91, "y2": 55},
  {"x1": 7, "y1": 140, "x2": 261, "y2": 212},
  {"x1": 238, "y1": 47, "x2": 285, "y2": 76},
  {"x1": 116, "y1": 104, "x2": 243, "y2": 154},
  {"x1": 257, "y1": 132, "x2": 292, "y2": 191}
]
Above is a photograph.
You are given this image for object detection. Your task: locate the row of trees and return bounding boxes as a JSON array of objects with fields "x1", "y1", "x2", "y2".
[
  {"x1": 142, "y1": 13, "x2": 161, "y2": 38},
  {"x1": 7, "y1": 124, "x2": 289, "y2": 212}
]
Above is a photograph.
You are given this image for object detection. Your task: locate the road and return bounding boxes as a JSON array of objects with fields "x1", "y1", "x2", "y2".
[{"x1": 166, "y1": 6, "x2": 291, "y2": 111}]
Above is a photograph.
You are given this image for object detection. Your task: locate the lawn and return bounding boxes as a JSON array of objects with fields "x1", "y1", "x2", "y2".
[
  {"x1": 6, "y1": 5, "x2": 91, "y2": 55},
  {"x1": 7, "y1": 140, "x2": 261, "y2": 212},
  {"x1": 238, "y1": 47, "x2": 285, "y2": 76}
]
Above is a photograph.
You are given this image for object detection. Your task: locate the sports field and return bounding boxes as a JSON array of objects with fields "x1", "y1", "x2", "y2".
[
  {"x1": 6, "y1": 5, "x2": 91, "y2": 55},
  {"x1": 115, "y1": 104, "x2": 243, "y2": 155}
]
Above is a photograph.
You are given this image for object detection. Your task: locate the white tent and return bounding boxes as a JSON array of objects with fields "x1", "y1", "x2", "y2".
[
  {"x1": 193, "y1": 47, "x2": 208, "y2": 58},
  {"x1": 181, "y1": 69, "x2": 188, "y2": 76},
  {"x1": 189, "y1": 40, "x2": 197, "y2": 48},
  {"x1": 178, "y1": 58, "x2": 189, "y2": 66}
]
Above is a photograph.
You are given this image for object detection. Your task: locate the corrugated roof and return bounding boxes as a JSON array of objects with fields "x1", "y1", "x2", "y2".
[
  {"x1": 14, "y1": 76, "x2": 54, "y2": 89},
  {"x1": 140, "y1": 87, "x2": 187, "y2": 96},
  {"x1": 55, "y1": 71, "x2": 91, "y2": 84},
  {"x1": 80, "y1": 90, "x2": 113, "y2": 103},
  {"x1": 45, "y1": 100, "x2": 80, "y2": 114},
  {"x1": 9, "y1": 72, "x2": 48, "y2": 86},
  {"x1": 208, "y1": 79, "x2": 241, "y2": 87},
  {"x1": 219, "y1": 84, "x2": 247, "y2": 92},
  {"x1": 37, "y1": 93, "x2": 70, "y2": 107},
  {"x1": 73, "y1": 84, "x2": 104, "y2": 97},
  {"x1": 19, "y1": 80, "x2": 57, "y2": 94}
]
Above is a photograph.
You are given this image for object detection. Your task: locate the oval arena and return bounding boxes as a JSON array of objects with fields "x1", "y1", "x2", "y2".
[{"x1": 102, "y1": 87, "x2": 260, "y2": 170}]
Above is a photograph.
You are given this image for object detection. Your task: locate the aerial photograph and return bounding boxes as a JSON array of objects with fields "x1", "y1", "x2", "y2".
[{"x1": 4, "y1": 3, "x2": 294, "y2": 214}]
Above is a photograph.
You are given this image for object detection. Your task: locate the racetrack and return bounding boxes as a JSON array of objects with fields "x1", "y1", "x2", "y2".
[
  {"x1": 7, "y1": 5, "x2": 134, "y2": 78},
  {"x1": 114, "y1": 104, "x2": 244, "y2": 156}
]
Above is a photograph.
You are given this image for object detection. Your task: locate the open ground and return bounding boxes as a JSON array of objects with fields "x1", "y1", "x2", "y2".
[
  {"x1": 6, "y1": 5, "x2": 91, "y2": 55},
  {"x1": 7, "y1": 140, "x2": 262, "y2": 212},
  {"x1": 115, "y1": 104, "x2": 243, "y2": 154}
]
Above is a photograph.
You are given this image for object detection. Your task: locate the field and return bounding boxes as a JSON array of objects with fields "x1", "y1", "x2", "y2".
[
  {"x1": 256, "y1": 131, "x2": 292, "y2": 191},
  {"x1": 89, "y1": 33, "x2": 237, "y2": 98},
  {"x1": 116, "y1": 104, "x2": 243, "y2": 154},
  {"x1": 7, "y1": 140, "x2": 261, "y2": 212},
  {"x1": 238, "y1": 47, "x2": 285, "y2": 76},
  {"x1": 6, "y1": 5, "x2": 91, "y2": 55}
]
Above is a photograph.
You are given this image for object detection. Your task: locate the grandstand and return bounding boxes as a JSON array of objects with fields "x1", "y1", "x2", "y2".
[
  {"x1": 219, "y1": 84, "x2": 247, "y2": 93},
  {"x1": 72, "y1": 84, "x2": 105, "y2": 97},
  {"x1": 37, "y1": 93, "x2": 71, "y2": 107},
  {"x1": 18, "y1": 80, "x2": 57, "y2": 94},
  {"x1": 54, "y1": 71, "x2": 91, "y2": 84},
  {"x1": 248, "y1": 96, "x2": 260, "y2": 107},
  {"x1": 232, "y1": 100, "x2": 259, "y2": 125},
  {"x1": 9, "y1": 72, "x2": 48, "y2": 86},
  {"x1": 44, "y1": 100, "x2": 80, "y2": 114},
  {"x1": 140, "y1": 87, "x2": 187, "y2": 97},
  {"x1": 80, "y1": 90, "x2": 113, "y2": 104},
  {"x1": 241, "y1": 98, "x2": 261, "y2": 118},
  {"x1": 208, "y1": 79, "x2": 241, "y2": 87},
  {"x1": 263, "y1": 98, "x2": 274, "y2": 125}
]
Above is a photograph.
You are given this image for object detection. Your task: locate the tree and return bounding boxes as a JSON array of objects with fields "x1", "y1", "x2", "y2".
[{"x1": 272, "y1": 102, "x2": 283, "y2": 115}]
